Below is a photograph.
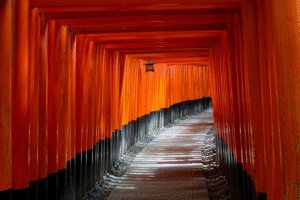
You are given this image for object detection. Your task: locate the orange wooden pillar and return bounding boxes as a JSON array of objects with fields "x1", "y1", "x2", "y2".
[
  {"x1": 47, "y1": 19, "x2": 59, "y2": 176},
  {"x1": 84, "y1": 41, "x2": 96, "y2": 151},
  {"x1": 236, "y1": 3, "x2": 266, "y2": 193},
  {"x1": 26, "y1": 8, "x2": 49, "y2": 199},
  {"x1": 28, "y1": 7, "x2": 40, "y2": 186},
  {"x1": 264, "y1": 0, "x2": 300, "y2": 198},
  {"x1": 57, "y1": 25, "x2": 72, "y2": 171},
  {"x1": 252, "y1": 1, "x2": 283, "y2": 198},
  {"x1": 75, "y1": 36, "x2": 85, "y2": 155},
  {"x1": 70, "y1": 34, "x2": 77, "y2": 163},
  {"x1": 0, "y1": 0, "x2": 13, "y2": 192},
  {"x1": 38, "y1": 12, "x2": 50, "y2": 183},
  {"x1": 11, "y1": 0, "x2": 30, "y2": 191}
]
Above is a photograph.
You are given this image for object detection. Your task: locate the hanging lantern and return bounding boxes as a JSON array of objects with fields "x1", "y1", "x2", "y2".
[{"x1": 145, "y1": 60, "x2": 155, "y2": 72}]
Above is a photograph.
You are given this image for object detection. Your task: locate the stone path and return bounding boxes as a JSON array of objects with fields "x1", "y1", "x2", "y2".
[{"x1": 108, "y1": 110, "x2": 214, "y2": 200}]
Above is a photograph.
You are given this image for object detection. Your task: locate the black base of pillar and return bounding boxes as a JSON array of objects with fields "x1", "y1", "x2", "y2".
[{"x1": 216, "y1": 136, "x2": 267, "y2": 200}]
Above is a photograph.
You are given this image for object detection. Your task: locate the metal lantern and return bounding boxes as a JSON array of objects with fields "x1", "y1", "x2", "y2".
[{"x1": 145, "y1": 60, "x2": 155, "y2": 72}]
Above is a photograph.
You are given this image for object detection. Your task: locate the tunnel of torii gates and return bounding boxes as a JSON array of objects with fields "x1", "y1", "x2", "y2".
[{"x1": 0, "y1": 0, "x2": 299, "y2": 200}]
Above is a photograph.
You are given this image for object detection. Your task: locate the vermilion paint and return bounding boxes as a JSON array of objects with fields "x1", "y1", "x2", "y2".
[{"x1": 0, "y1": 1, "x2": 299, "y2": 199}]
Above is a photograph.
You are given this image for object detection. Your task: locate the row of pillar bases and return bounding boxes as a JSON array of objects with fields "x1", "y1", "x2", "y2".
[{"x1": 0, "y1": 98, "x2": 211, "y2": 200}]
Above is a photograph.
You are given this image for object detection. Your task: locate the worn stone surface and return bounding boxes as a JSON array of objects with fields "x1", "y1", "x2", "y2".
[{"x1": 107, "y1": 110, "x2": 214, "y2": 200}]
